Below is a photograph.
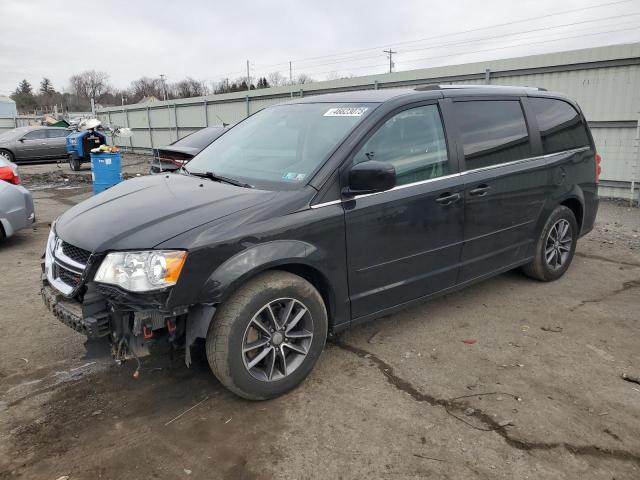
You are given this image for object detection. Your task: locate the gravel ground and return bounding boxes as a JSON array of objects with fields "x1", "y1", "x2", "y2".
[{"x1": 0, "y1": 166, "x2": 639, "y2": 479}]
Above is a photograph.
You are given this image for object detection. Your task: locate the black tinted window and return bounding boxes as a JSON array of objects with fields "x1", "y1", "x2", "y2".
[
  {"x1": 353, "y1": 105, "x2": 449, "y2": 185},
  {"x1": 454, "y1": 100, "x2": 530, "y2": 169},
  {"x1": 529, "y1": 98, "x2": 590, "y2": 154}
]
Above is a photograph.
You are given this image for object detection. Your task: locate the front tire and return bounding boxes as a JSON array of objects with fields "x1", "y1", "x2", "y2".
[
  {"x1": 522, "y1": 205, "x2": 578, "y2": 281},
  {"x1": 206, "y1": 271, "x2": 328, "y2": 400},
  {"x1": 69, "y1": 155, "x2": 81, "y2": 171},
  {"x1": 0, "y1": 149, "x2": 14, "y2": 162}
]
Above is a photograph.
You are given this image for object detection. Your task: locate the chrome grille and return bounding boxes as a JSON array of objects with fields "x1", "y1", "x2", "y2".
[
  {"x1": 45, "y1": 231, "x2": 90, "y2": 296},
  {"x1": 61, "y1": 242, "x2": 91, "y2": 265}
]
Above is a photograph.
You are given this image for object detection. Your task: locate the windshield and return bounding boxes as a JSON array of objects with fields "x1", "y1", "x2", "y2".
[
  {"x1": 185, "y1": 103, "x2": 374, "y2": 189},
  {"x1": 0, "y1": 127, "x2": 29, "y2": 141}
]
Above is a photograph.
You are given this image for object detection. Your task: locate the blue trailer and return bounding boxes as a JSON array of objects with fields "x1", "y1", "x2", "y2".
[{"x1": 66, "y1": 129, "x2": 106, "y2": 171}]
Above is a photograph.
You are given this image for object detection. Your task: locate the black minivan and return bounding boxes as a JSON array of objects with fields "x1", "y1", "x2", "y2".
[{"x1": 42, "y1": 85, "x2": 599, "y2": 399}]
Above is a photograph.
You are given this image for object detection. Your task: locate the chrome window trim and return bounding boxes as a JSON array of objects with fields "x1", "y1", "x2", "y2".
[{"x1": 309, "y1": 146, "x2": 591, "y2": 209}]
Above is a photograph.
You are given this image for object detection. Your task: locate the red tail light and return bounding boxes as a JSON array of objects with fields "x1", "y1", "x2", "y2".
[
  {"x1": 595, "y1": 153, "x2": 602, "y2": 183},
  {"x1": 0, "y1": 165, "x2": 20, "y2": 185}
]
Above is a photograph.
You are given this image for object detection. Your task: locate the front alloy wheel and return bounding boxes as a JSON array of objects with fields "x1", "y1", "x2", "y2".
[{"x1": 242, "y1": 298, "x2": 313, "y2": 382}]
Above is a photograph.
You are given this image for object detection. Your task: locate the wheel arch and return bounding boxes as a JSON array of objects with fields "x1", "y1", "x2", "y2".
[
  {"x1": 559, "y1": 197, "x2": 584, "y2": 234},
  {"x1": 199, "y1": 240, "x2": 337, "y2": 327}
]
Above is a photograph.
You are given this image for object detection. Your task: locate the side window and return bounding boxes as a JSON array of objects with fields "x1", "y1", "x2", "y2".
[
  {"x1": 454, "y1": 100, "x2": 531, "y2": 170},
  {"x1": 47, "y1": 129, "x2": 68, "y2": 138},
  {"x1": 23, "y1": 130, "x2": 47, "y2": 140},
  {"x1": 353, "y1": 105, "x2": 449, "y2": 185},
  {"x1": 529, "y1": 98, "x2": 590, "y2": 154}
]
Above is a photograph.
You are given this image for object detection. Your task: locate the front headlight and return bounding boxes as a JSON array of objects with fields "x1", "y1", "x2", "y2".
[{"x1": 94, "y1": 250, "x2": 187, "y2": 292}]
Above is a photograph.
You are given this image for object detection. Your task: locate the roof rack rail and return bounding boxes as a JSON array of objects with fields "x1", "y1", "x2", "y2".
[{"x1": 414, "y1": 84, "x2": 547, "y2": 92}]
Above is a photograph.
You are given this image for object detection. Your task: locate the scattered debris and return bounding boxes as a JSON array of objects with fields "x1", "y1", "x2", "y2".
[
  {"x1": 541, "y1": 326, "x2": 563, "y2": 333},
  {"x1": 184, "y1": 469, "x2": 192, "y2": 475},
  {"x1": 91, "y1": 410, "x2": 102, "y2": 416},
  {"x1": 464, "y1": 407, "x2": 475, "y2": 416},
  {"x1": 224, "y1": 417, "x2": 232, "y2": 424},
  {"x1": 55, "y1": 476, "x2": 70, "y2": 480},
  {"x1": 462, "y1": 339, "x2": 476, "y2": 345},
  {"x1": 164, "y1": 396, "x2": 210, "y2": 427},
  {"x1": 621, "y1": 372, "x2": 640, "y2": 385},
  {"x1": 498, "y1": 419, "x2": 514, "y2": 427},
  {"x1": 19, "y1": 357, "x2": 29, "y2": 364}
]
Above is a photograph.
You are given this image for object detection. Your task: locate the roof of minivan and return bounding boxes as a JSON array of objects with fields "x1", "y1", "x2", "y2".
[{"x1": 287, "y1": 84, "x2": 552, "y2": 105}]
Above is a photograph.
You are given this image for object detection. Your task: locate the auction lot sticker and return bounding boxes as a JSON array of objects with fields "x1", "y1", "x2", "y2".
[{"x1": 324, "y1": 107, "x2": 369, "y2": 117}]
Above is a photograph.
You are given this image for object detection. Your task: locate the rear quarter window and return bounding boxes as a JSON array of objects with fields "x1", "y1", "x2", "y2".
[
  {"x1": 453, "y1": 100, "x2": 531, "y2": 170},
  {"x1": 529, "y1": 97, "x2": 590, "y2": 154}
]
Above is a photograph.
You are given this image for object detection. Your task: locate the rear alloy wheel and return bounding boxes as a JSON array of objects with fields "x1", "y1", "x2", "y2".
[
  {"x1": 522, "y1": 205, "x2": 578, "y2": 281},
  {"x1": 69, "y1": 155, "x2": 81, "y2": 171},
  {"x1": 206, "y1": 271, "x2": 327, "y2": 400}
]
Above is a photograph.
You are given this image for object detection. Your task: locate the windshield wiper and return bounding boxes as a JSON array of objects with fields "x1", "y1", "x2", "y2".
[{"x1": 186, "y1": 169, "x2": 253, "y2": 188}]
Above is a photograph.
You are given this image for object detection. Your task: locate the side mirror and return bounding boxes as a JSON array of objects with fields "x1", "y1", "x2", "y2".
[
  {"x1": 19, "y1": 138, "x2": 25, "y2": 142},
  {"x1": 345, "y1": 160, "x2": 396, "y2": 196}
]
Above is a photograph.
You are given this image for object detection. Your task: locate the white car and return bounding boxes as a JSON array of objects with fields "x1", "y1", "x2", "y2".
[{"x1": 0, "y1": 157, "x2": 35, "y2": 239}]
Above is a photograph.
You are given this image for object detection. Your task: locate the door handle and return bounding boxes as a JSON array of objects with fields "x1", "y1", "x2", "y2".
[
  {"x1": 435, "y1": 192, "x2": 461, "y2": 205},
  {"x1": 469, "y1": 184, "x2": 491, "y2": 196}
]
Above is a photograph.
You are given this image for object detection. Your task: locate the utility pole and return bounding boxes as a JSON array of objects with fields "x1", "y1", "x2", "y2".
[
  {"x1": 246, "y1": 60, "x2": 251, "y2": 91},
  {"x1": 159, "y1": 74, "x2": 168, "y2": 101},
  {"x1": 383, "y1": 48, "x2": 397, "y2": 74},
  {"x1": 289, "y1": 61, "x2": 293, "y2": 84}
]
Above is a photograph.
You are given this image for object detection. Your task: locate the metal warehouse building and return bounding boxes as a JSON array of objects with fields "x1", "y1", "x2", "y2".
[{"x1": 99, "y1": 42, "x2": 640, "y2": 201}]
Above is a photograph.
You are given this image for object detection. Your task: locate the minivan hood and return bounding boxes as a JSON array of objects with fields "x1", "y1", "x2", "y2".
[{"x1": 55, "y1": 173, "x2": 276, "y2": 252}]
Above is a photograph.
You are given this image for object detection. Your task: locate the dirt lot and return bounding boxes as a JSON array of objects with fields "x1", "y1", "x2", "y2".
[{"x1": 1, "y1": 156, "x2": 639, "y2": 479}]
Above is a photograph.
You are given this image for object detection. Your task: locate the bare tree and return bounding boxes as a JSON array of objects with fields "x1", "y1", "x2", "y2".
[
  {"x1": 172, "y1": 77, "x2": 208, "y2": 98},
  {"x1": 295, "y1": 73, "x2": 314, "y2": 85},
  {"x1": 267, "y1": 71, "x2": 287, "y2": 87},
  {"x1": 129, "y1": 77, "x2": 164, "y2": 102},
  {"x1": 69, "y1": 70, "x2": 110, "y2": 100}
]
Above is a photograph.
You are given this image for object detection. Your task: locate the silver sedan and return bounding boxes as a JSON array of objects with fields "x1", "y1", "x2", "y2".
[
  {"x1": 0, "y1": 126, "x2": 69, "y2": 163},
  {"x1": 0, "y1": 157, "x2": 35, "y2": 239}
]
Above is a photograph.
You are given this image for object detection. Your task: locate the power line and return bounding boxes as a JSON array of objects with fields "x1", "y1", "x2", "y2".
[
  {"x1": 261, "y1": 24, "x2": 640, "y2": 80},
  {"x1": 204, "y1": 0, "x2": 636, "y2": 85},
  {"x1": 248, "y1": 13, "x2": 640, "y2": 79},
  {"x1": 254, "y1": 0, "x2": 633, "y2": 70},
  {"x1": 252, "y1": 12, "x2": 638, "y2": 76}
]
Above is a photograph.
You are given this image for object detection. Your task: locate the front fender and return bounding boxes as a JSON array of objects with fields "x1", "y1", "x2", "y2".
[{"x1": 199, "y1": 239, "x2": 317, "y2": 303}]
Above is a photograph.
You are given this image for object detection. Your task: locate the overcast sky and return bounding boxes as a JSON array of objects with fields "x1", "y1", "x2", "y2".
[{"x1": 1, "y1": 0, "x2": 639, "y2": 96}]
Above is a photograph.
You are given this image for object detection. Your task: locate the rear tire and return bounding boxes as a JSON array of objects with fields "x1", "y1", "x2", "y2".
[
  {"x1": 69, "y1": 155, "x2": 81, "y2": 171},
  {"x1": 206, "y1": 271, "x2": 328, "y2": 400},
  {"x1": 522, "y1": 205, "x2": 578, "y2": 281}
]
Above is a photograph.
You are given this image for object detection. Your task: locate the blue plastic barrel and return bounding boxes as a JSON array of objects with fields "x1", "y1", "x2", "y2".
[{"x1": 90, "y1": 152, "x2": 123, "y2": 194}]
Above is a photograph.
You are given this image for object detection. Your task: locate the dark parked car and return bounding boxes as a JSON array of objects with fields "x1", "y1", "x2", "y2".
[
  {"x1": 42, "y1": 85, "x2": 599, "y2": 399},
  {"x1": 0, "y1": 126, "x2": 69, "y2": 163},
  {"x1": 150, "y1": 126, "x2": 228, "y2": 173}
]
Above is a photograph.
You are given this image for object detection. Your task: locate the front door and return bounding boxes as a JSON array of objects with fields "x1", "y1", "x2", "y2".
[
  {"x1": 451, "y1": 98, "x2": 548, "y2": 282},
  {"x1": 344, "y1": 103, "x2": 464, "y2": 320},
  {"x1": 15, "y1": 129, "x2": 48, "y2": 160}
]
